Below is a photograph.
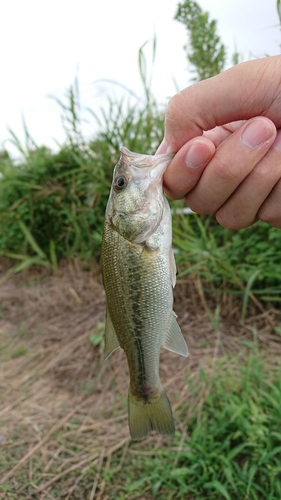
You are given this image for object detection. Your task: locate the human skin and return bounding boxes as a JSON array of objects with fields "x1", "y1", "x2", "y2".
[{"x1": 157, "y1": 55, "x2": 281, "y2": 229}]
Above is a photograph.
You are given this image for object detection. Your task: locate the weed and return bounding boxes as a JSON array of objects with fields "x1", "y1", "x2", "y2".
[
  {"x1": 173, "y1": 210, "x2": 281, "y2": 308},
  {"x1": 0, "y1": 42, "x2": 164, "y2": 273},
  {"x1": 101, "y1": 353, "x2": 281, "y2": 499},
  {"x1": 89, "y1": 322, "x2": 105, "y2": 348},
  {"x1": 11, "y1": 345, "x2": 27, "y2": 358},
  {"x1": 0, "y1": 42, "x2": 280, "y2": 312},
  {"x1": 12, "y1": 325, "x2": 29, "y2": 339}
]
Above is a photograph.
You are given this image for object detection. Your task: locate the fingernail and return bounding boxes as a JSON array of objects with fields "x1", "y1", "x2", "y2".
[
  {"x1": 241, "y1": 119, "x2": 274, "y2": 148},
  {"x1": 185, "y1": 140, "x2": 213, "y2": 169},
  {"x1": 156, "y1": 139, "x2": 168, "y2": 154}
]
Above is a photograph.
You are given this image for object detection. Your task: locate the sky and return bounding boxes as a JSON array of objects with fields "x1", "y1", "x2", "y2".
[{"x1": 1, "y1": 0, "x2": 280, "y2": 155}]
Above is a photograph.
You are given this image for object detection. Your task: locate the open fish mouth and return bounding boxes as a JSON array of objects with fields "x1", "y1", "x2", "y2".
[
  {"x1": 120, "y1": 146, "x2": 175, "y2": 168},
  {"x1": 118, "y1": 146, "x2": 175, "y2": 186}
]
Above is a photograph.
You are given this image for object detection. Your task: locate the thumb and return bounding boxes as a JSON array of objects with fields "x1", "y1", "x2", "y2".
[{"x1": 161, "y1": 55, "x2": 281, "y2": 153}]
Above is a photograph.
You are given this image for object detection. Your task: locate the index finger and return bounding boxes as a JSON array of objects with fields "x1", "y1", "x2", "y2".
[{"x1": 162, "y1": 56, "x2": 281, "y2": 153}]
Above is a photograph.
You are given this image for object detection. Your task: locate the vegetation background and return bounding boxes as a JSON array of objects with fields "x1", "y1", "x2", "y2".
[
  {"x1": 0, "y1": 1, "x2": 281, "y2": 309},
  {"x1": 1, "y1": 1, "x2": 281, "y2": 499}
]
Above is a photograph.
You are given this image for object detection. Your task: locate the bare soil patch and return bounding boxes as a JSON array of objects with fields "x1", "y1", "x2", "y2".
[{"x1": 0, "y1": 265, "x2": 280, "y2": 498}]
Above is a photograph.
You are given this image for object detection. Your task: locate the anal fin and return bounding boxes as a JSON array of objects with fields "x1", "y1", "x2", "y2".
[{"x1": 162, "y1": 311, "x2": 188, "y2": 357}]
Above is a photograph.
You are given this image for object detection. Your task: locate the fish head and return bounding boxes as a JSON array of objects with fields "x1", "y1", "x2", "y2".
[{"x1": 106, "y1": 147, "x2": 174, "y2": 243}]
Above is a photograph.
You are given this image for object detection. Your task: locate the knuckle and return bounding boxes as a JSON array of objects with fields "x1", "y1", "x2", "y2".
[
  {"x1": 252, "y1": 162, "x2": 272, "y2": 181},
  {"x1": 258, "y1": 206, "x2": 281, "y2": 227},
  {"x1": 258, "y1": 184, "x2": 281, "y2": 227},
  {"x1": 216, "y1": 207, "x2": 252, "y2": 230},
  {"x1": 216, "y1": 214, "x2": 242, "y2": 230},
  {"x1": 166, "y1": 92, "x2": 186, "y2": 123},
  {"x1": 186, "y1": 196, "x2": 212, "y2": 215},
  {"x1": 166, "y1": 87, "x2": 208, "y2": 139},
  {"x1": 212, "y1": 156, "x2": 238, "y2": 183}
]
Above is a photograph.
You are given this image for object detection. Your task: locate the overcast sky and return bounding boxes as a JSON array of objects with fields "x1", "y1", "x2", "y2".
[{"x1": 1, "y1": 0, "x2": 280, "y2": 154}]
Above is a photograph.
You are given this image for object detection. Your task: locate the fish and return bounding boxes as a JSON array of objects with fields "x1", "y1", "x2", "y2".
[{"x1": 101, "y1": 146, "x2": 188, "y2": 440}]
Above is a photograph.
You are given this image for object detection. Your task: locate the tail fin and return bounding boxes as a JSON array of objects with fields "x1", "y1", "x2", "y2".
[{"x1": 128, "y1": 386, "x2": 175, "y2": 440}]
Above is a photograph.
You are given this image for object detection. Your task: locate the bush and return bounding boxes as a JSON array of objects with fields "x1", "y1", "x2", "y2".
[
  {"x1": 173, "y1": 209, "x2": 281, "y2": 304},
  {"x1": 0, "y1": 65, "x2": 165, "y2": 264}
]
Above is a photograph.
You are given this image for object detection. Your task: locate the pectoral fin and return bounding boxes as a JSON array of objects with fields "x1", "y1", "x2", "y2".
[
  {"x1": 163, "y1": 311, "x2": 188, "y2": 357},
  {"x1": 104, "y1": 308, "x2": 120, "y2": 360}
]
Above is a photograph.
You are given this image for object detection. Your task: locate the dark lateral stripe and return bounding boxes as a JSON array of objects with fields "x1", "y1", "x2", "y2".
[{"x1": 134, "y1": 335, "x2": 146, "y2": 393}]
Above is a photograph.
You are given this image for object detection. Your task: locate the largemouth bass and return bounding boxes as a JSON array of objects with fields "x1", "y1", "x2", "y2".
[{"x1": 102, "y1": 147, "x2": 188, "y2": 440}]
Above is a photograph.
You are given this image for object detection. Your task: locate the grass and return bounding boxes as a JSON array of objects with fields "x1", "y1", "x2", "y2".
[
  {"x1": 0, "y1": 39, "x2": 280, "y2": 315},
  {"x1": 172, "y1": 208, "x2": 281, "y2": 312},
  {"x1": 0, "y1": 7, "x2": 280, "y2": 499},
  {"x1": 0, "y1": 27, "x2": 281, "y2": 498},
  {"x1": 98, "y1": 352, "x2": 281, "y2": 500},
  {"x1": 0, "y1": 259, "x2": 280, "y2": 498},
  {"x1": 0, "y1": 43, "x2": 164, "y2": 272},
  {"x1": 1, "y1": 287, "x2": 281, "y2": 500},
  {"x1": 1, "y1": 77, "x2": 281, "y2": 313}
]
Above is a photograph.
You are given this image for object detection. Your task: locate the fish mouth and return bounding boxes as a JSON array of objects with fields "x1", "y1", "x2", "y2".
[
  {"x1": 120, "y1": 146, "x2": 175, "y2": 180},
  {"x1": 149, "y1": 160, "x2": 170, "y2": 180}
]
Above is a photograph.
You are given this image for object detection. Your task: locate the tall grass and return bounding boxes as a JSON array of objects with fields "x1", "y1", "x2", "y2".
[
  {"x1": 0, "y1": 41, "x2": 280, "y2": 311},
  {"x1": 0, "y1": 43, "x2": 164, "y2": 268},
  {"x1": 172, "y1": 207, "x2": 281, "y2": 308},
  {"x1": 0, "y1": 140, "x2": 107, "y2": 264}
]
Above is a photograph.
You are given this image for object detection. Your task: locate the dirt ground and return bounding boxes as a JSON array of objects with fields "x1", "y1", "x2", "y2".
[{"x1": 0, "y1": 264, "x2": 281, "y2": 499}]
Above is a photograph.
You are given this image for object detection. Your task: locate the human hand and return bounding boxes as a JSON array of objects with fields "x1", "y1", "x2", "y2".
[{"x1": 158, "y1": 55, "x2": 281, "y2": 229}]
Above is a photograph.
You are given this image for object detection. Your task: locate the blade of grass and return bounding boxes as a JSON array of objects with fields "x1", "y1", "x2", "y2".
[
  {"x1": 18, "y1": 220, "x2": 47, "y2": 259},
  {"x1": 241, "y1": 269, "x2": 261, "y2": 324}
]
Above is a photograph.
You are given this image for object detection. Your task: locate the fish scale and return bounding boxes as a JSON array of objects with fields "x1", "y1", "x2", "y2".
[{"x1": 103, "y1": 228, "x2": 169, "y2": 383}]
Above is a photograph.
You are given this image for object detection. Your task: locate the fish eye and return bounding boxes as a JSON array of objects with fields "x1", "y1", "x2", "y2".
[{"x1": 114, "y1": 175, "x2": 128, "y2": 192}]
